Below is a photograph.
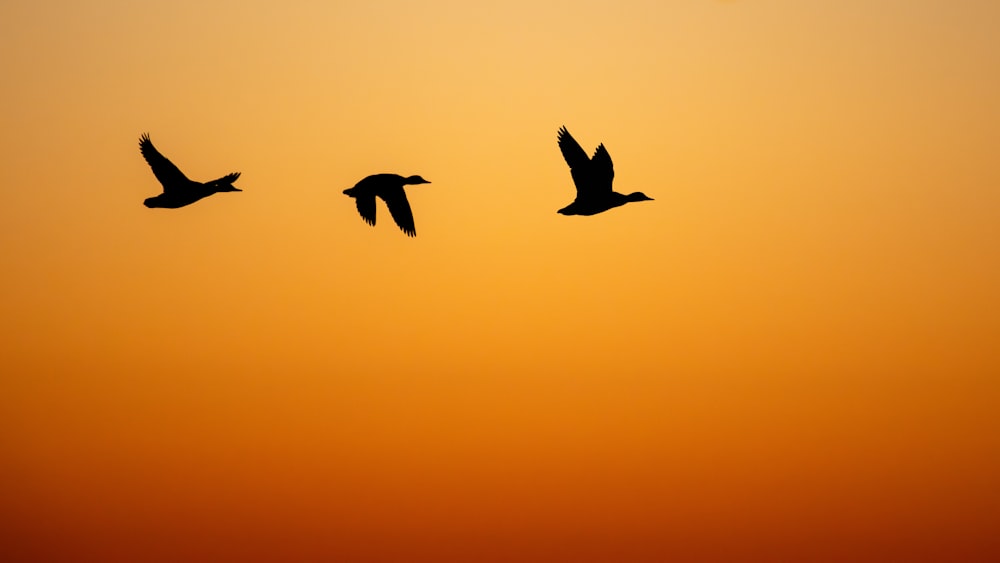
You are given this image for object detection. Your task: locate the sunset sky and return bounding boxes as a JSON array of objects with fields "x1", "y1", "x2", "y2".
[{"x1": 2, "y1": 1, "x2": 999, "y2": 561}]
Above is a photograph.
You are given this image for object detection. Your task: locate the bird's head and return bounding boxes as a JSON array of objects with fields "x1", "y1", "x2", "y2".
[
  {"x1": 405, "y1": 175, "x2": 431, "y2": 185},
  {"x1": 143, "y1": 196, "x2": 161, "y2": 208},
  {"x1": 627, "y1": 192, "x2": 654, "y2": 202}
]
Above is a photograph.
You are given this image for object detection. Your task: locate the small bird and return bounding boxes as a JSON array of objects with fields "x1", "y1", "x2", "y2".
[
  {"x1": 139, "y1": 133, "x2": 241, "y2": 208},
  {"x1": 343, "y1": 174, "x2": 430, "y2": 237},
  {"x1": 556, "y1": 126, "x2": 652, "y2": 216}
]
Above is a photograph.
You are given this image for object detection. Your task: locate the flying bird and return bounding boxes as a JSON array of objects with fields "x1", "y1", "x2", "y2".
[
  {"x1": 139, "y1": 133, "x2": 241, "y2": 208},
  {"x1": 343, "y1": 174, "x2": 430, "y2": 237},
  {"x1": 556, "y1": 126, "x2": 652, "y2": 216}
]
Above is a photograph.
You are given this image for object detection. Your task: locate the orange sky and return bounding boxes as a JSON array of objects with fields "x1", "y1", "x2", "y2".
[{"x1": 2, "y1": 1, "x2": 999, "y2": 561}]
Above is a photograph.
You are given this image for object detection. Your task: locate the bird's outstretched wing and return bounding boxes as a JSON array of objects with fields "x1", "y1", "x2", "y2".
[
  {"x1": 139, "y1": 133, "x2": 190, "y2": 191},
  {"x1": 559, "y1": 126, "x2": 601, "y2": 198},
  {"x1": 590, "y1": 143, "x2": 615, "y2": 192},
  {"x1": 557, "y1": 126, "x2": 590, "y2": 172},
  {"x1": 354, "y1": 193, "x2": 377, "y2": 227},
  {"x1": 379, "y1": 188, "x2": 416, "y2": 237}
]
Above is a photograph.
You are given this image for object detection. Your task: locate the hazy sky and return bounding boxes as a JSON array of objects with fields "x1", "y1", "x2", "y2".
[{"x1": 2, "y1": 1, "x2": 999, "y2": 561}]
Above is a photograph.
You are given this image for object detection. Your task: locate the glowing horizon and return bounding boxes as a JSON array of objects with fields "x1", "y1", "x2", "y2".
[{"x1": 2, "y1": 1, "x2": 999, "y2": 561}]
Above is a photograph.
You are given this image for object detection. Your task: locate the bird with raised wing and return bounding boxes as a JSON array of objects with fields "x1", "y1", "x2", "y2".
[
  {"x1": 139, "y1": 133, "x2": 241, "y2": 209},
  {"x1": 343, "y1": 174, "x2": 430, "y2": 237},
  {"x1": 556, "y1": 126, "x2": 652, "y2": 216}
]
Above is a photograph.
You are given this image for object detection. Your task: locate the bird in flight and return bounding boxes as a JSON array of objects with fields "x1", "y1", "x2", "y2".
[
  {"x1": 343, "y1": 174, "x2": 430, "y2": 237},
  {"x1": 139, "y1": 133, "x2": 241, "y2": 209},
  {"x1": 556, "y1": 126, "x2": 652, "y2": 216}
]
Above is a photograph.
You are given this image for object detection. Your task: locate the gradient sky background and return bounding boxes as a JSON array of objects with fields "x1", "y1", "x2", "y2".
[{"x1": 2, "y1": 1, "x2": 999, "y2": 561}]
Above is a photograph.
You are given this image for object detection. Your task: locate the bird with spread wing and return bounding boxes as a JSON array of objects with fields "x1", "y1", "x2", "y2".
[
  {"x1": 343, "y1": 174, "x2": 430, "y2": 237},
  {"x1": 139, "y1": 133, "x2": 241, "y2": 209},
  {"x1": 556, "y1": 126, "x2": 652, "y2": 216}
]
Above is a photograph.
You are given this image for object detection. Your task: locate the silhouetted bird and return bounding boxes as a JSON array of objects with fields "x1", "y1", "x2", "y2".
[
  {"x1": 343, "y1": 174, "x2": 430, "y2": 237},
  {"x1": 556, "y1": 126, "x2": 652, "y2": 215},
  {"x1": 139, "y1": 133, "x2": 241, "y2": 208}
]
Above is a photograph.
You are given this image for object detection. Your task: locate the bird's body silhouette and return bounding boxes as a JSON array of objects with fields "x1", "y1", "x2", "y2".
[
  {"x1": 343, "y1": 174, "x2": 430, "y2": 237},
  {"x1": 556, "y1": 126, "x2": 653, "y2": 216},
  {"x1": 139, "y1": 133, "x2": 241, "y2": 209}
]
